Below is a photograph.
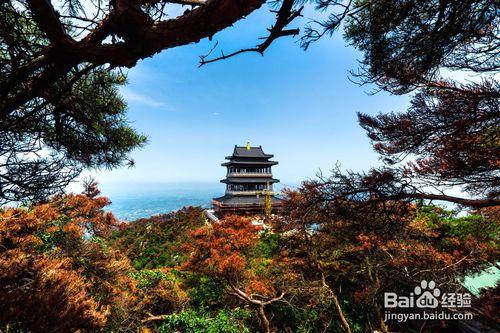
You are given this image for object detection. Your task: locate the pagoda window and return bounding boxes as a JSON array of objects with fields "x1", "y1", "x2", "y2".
[{"x1": 226, "y1": 183, "x2": 274, "y2": 192}]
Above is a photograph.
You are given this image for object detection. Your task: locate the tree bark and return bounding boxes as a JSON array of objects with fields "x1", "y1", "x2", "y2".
[
  {"x1": 319, "y1": 271, "x2": 351, "y2": 333},
  {"x1": 257, "y1": 304, "x2": 271, "y2": 333},
  {"x1": 374, "y1": 303, "x2": 389, "y2": 333},
  {"x1": 1, "y1": 0, "x2": 269, "y2": 117},
  {"x1": 330, "y1": 290, "x2": 352, "y2": 333},
  {"x1": 229, "y1": 285, "x2": 284, "y2": 333},
  {"x1": 387, "y1": 193, "x2": 500, "y2": 208},
  {"x1": 365, "y1": 256, "x2": 388, "y2": 333}
]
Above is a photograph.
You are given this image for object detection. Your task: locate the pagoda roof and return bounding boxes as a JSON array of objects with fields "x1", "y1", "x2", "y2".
[
  {"x1": 225, "y1": 145, "x2": 274, "y2": 159},
  {"x1": 222, "y1": 160, "x2": 278, "y2": 166},
  {"x1": 221, "y1": 177, "x2": 280, "y2": 184}
]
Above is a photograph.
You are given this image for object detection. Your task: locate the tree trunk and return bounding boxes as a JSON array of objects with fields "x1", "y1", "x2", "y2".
[
  {"x1": 330, "y1": 291, "x2": 352, "y2": 333},
  {"x1": 257, "y1": 304, "x2": 271, "y2": 333},
  {"x1": 365, "y1": 256, "x2": 389, "y2": 333},
  {"x1": 318, "y1": 270, "x2": 352, "y2": 333},
  {"x1": 375, "y1": 303, "x2": 389, "y2": 333}
]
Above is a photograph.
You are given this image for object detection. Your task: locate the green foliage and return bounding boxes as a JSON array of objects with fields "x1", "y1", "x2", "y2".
[
  {"x1": 258, "y1": 231, "x2": 281, "y2": 258},
  {"x1": 415, "y1": 205, "x2": 499, "y2": 241},
  {"x1": 445, "y1": 215, "x2": 499, "y2": 242},
  {"x1": 35, "y1": 228, "x2": 61, "y2": 254},
  {"x1": 0, "y1": 2, "x2": 147, "y2": 205},
  {"x1": 186, "y1": 275, "x2": 226, "y2": 308},
  {"x1": 110, "y1": 207, "x2": 205, "y2": 269},
  {"x1": 269, "y1": 297, "x2": 369, "y2": 333},
  {"x1": 0, "y1": 324, "x2": 26, "y2": 333},
  {"x1": 158, "y1": 308, "x2": 251, "y2": 333},
  {"x1": 129, "y1": 269, "x2": 173, "y2": 290},
  {"x1": 269, "y1": 302, "x2": 319, "y2": 333}
]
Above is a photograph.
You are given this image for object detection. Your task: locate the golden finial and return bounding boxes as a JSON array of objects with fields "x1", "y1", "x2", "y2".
[{"x1": 246, "y1": 141, "x2": 251, "y2": 150}]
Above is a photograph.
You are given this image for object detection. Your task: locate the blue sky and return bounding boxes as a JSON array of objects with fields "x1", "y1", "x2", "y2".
[{"x1": 90, "y1": 5, "x2": 410, "y2": 187}]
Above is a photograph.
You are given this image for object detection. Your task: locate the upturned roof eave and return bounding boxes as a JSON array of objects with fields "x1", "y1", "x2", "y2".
[
  {"x1": 220, "y1": 177, "x2": 280, "y2": 184},
  {"x1": 222, "y1": 160, "x2": 278, "y2": 166}
]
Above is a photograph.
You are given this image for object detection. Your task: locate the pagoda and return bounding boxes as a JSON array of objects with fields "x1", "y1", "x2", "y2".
[{"x1": 212, "y1": 143, "x2": 282, "y2": 215}]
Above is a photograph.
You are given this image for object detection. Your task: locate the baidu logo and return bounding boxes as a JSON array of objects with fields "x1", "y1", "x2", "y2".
[
  {"x1": 414, "y1": 280, "x2": 440, "y2": 308},
  {"x1": 383, "y1": 280, "x2": 473, "y2": 322},
  {"x1": 384, "y1": 280, "x2": 471, "y2": 309}
]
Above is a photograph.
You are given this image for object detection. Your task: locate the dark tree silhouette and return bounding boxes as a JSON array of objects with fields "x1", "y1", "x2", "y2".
[
  {"x1": 0, "y1": 61, "x2": 147, "y2": 204},
  {"x1": 303, "y1": 0, "x2": 498, "y2": 93},
  {"x1": 1, "y1": 0, "x2": 301, "y2": 118},
  {"x1": 358, "y1": 81, "x2": 499, "y2": 205},
  {"x1": 296, "y1": 0, "x2": 500, "y2": 209},
  {"x1": 0, "y1": 0, "x2": 302, "y2": 204}
]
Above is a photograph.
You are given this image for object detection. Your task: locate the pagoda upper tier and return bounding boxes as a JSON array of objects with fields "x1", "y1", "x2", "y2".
[
  {"x1": 221, "y1": 146, "x2": 279, "y2": 182},
  {"x1": 222, "y1": 146, "x2": 278, "y2": 167}
]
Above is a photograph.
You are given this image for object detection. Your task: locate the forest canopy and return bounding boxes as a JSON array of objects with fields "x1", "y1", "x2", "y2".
[{"x1": 1, "y1": 187, "x2": 498, "y2": 332}]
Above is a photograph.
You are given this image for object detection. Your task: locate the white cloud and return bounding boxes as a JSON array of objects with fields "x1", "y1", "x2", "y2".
[
  {"x1": 212, "y1": 112, "x2": 220, "y2": 116},
  {"x1": 122, "y1": 89, "x2": 171, "y2": 110}
]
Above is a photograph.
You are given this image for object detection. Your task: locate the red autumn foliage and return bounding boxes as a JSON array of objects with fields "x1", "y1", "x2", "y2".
[
  {"x1": 184, "y1": 216, "x2": 292, "y2": 333},
  {"x1": 0, "y1": 182, "x2": 133, "y2": 332},
  {"x1": 184, "y1": 215, "x2": 261, "y2": 281}
]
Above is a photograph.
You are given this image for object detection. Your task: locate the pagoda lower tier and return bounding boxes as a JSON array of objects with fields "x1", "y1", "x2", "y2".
[{"x1": 212, "y1": 194, "x2": 282, "y2": 215}]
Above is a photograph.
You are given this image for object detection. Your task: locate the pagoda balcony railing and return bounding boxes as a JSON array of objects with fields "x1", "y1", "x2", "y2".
[
  {"x1": 226, "y1": 190, "x2": 275, "y2": 196},
  {"x1": 226, "y1": 172, "x2": 273, "y2": 177},
  {"x1": 212, "y1": 200, "x2": 282, "y2": 208}
]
